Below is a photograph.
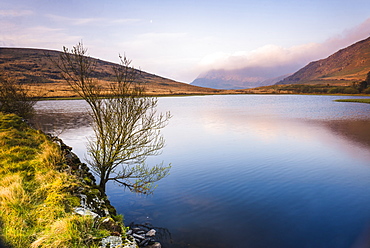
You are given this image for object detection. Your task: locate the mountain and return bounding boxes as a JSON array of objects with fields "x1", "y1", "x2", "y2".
[
  {"x1": 277, "y1": 36, "x2": 370, "y2": 85},
  {"x1": 191, "y1": 76, "x2": 265, "y2": 90},
  {"x1": 191, "y1": 67, "x2": 289, "y2": 89},
  {"x1": 0, "y1": 47, "x2": 222, "y2": 97}
]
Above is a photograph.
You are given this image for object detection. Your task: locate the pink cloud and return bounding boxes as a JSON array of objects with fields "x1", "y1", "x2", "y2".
[{"x1": 197, "y1": 18, "x2": 370, "y2": 81}]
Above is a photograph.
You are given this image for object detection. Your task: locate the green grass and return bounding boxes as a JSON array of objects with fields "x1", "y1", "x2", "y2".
[
  {"x1": 0, "y1": 112, "x2": 112, "y2": 247},
  {"x1": 335, "y1": 98, "x2": 370, "y2": 104}
]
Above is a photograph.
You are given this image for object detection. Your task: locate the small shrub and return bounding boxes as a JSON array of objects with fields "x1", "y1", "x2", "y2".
[
  {"x1": 343, "y1": 87, "x2": 359, "y2": 94},
  {"x1": 363, "y1": 87, "x2": 370, "y2": 94},
  {"x1": 328, "y1": 87, "x2": 338, "y2": 94},
  {"x1": 0, "y1": 79, "x2": 36, "y2": 119}
]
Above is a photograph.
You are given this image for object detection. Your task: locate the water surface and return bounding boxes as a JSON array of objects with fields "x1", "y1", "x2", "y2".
[{"x1": 34, "y1": 95, "x2": 370, "y2": 248}]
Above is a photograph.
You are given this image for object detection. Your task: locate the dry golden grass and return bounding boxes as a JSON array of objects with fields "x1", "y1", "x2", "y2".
[
  {"x1": 29, "y1": 80, "x2": 225, "y2": 98},
  {"x1": 0, "y1": 113, "x2": 110, "y2": 247},
  {"x1": 0, "y1": 47, "x2": 224, "y2": 98}
]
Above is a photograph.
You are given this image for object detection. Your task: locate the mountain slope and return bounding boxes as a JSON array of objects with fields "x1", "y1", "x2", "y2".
[
  {"x1": 0, "y1": 47, "x2": 221, "y2": 97},
  {"x1": 277, "y1": 36, "x2": 370, "y2": 85}
]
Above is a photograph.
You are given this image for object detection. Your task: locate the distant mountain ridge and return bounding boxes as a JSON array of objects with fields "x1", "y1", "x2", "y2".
[
  {"x1": 277, "y1": 36, "x2": 370, "y2": 85},
  {"x1": 192, "y1": 37, "x2": 370, "y2": 89},
  {"x1": 191, "y1": 67, "x2": 292, "y2": 89},
  {"x1": 0, "y1": 47, "x2": 221, "y2": 97}
]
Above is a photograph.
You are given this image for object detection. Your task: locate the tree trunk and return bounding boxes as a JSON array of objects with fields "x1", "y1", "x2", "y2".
[{"x1": 99, "y1": 178, "x2": 106, "y2": 194}]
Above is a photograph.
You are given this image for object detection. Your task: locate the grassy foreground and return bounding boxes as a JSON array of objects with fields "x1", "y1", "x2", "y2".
[
  {"x1": 0, "y1": 113, "x2": 113, "y2": 247},
  {"x1": 335, "y1": 98, "x2": 370, "y2": 104}
]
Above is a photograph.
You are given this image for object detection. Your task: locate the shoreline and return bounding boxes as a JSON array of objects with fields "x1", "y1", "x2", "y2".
[
  {"x1": 38, "y1": 92, "x2": 370, "y2": 101},
  {"x1": 54, "y1": 135, "x2": 163, "y2": 248},
  {"x1": 0, "y1": 113, "x2": 162, "y2": 247}
]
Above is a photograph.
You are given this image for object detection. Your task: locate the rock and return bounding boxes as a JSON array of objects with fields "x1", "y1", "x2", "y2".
[
  {"x1": 122, "y1": 237, "x2": 139, "y2": 248},
  {"x1": 139, "y1": 239, "x2": 150, "y2": 247},
  {"x1": 145, "y1": 242, "x2": 161, "y2": 248},
  {"x1": 73, "y1": 207, "x2": 99, "y2": 219},
  {"x1": 146, "y1": 229, "x2": 156, "y2": 237},
  {"x1": 132, "y1": 233, "x2": 145, "y2": 241},
  {"x1": 101, "y1": 236, "x2": 122, "y2": 248},
  {"x1": 100, "y1": 217, "x2": 122, "y2": 234}
]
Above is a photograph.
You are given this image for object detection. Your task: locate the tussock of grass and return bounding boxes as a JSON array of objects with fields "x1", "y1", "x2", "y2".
[
  {"x1": 0, "y1": 112, "x2": 111, "y2": 247},
  {"x1": 31, "y1": 215, "x2": 109, "y2": 248},
  {"x1": 335, "y1": 98, "x2": 370, "y2": 104}
]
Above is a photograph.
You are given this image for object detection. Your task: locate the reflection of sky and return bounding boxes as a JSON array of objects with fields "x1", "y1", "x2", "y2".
[
  {"x1": 59, "y1": 127, "x2": 94, "y2": 163},
  {"x1": 156, "y1": 95, "x2": 370, "y2": 165},
  {"x1": 33, "y1": 95, "x2": 370, "y2": 248},
  {"x1": 198, "y1": 111, "x2": 370, "y2": 163},
  {"x1": 34, "y1": 95, "x2": 370, "y2": 165}
]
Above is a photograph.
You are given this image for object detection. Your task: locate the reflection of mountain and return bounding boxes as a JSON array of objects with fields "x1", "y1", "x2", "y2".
[{"x1": 322, "y1": 119, "x2": 370, "y2": 148}]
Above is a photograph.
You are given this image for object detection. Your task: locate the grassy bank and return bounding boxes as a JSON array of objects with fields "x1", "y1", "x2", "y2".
[
  {"x1": 0, "y1": 113, "x2": 120, "y2": 247},
  {"x1": 335, "y1": 98, "x2": 370, "y2": 104}
]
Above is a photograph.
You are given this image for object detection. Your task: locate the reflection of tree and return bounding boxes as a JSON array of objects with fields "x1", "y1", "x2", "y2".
[{"x1": 30, "y1": 110, "x2": 91, "y2": 135}]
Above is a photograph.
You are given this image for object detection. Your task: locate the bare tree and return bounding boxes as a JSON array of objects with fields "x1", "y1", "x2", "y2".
[
  {"x1": 0, "y1": 73, "x2": 38, "y2": 119},
  {"x1": 55, "y1": 43, "x2": 171, "y2": 194}
]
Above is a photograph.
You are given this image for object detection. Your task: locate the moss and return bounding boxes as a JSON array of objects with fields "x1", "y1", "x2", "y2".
[
  {"x1": 89, "y1": 188, "x2": 101, "y2": 196},
  {"x1": 83, "y1": 177, "x2": 92, "y2": 184},
  {"x1": 111, "y1": 214, "x2": 124, "y2": 223},
  {"x1": 67, "y1": 196, "x2": 81, "y2": 208}
]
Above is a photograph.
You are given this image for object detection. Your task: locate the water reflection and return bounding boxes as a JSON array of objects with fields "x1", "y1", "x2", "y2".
[
  {"x1": 322, "y1": 119, "x2": 370, "y2": 148},
  {"x1": 33, "y1": 95, "x2": 370, "y2": 248},
  {"x1": 31, "y1": 111, "x2": 91, "y2": 134},
  {"x1": 31, "y1": 100, "x2": 91, "y2": 134}
]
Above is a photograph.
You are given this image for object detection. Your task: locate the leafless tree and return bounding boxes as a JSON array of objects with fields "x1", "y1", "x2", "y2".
[{"x1": 55, "y1": 42, "x2": 171, "y2": 194}]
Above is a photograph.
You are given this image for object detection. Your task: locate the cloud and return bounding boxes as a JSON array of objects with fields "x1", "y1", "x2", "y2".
[
  {"x1": 0, "y1": 10, "x2": 33, "y2": 17},
  {"x1": 197, "y1": 18, "x2": 370, "y2": 79},
  {"x1": 323, "y1": 18, "x2": 370, "y2": 49},
  {"x1": 199, "y1": 43, "x2": 322, "y2": 71},
  {"x1": 45, "y1": 14, "x2": 140, "y2": 26},
  {"x1": 45, "y1": 14, "x2": 103, "y2": 25},
  {"x1": 0, "y1": 24, "x2": 81, "y2": 48},
  {"x1": 109, "y1": 32, "x2": 196, "y2": 82},
  {"x1": 110, "y1": 18, "x2": 141, "y2": 25}
]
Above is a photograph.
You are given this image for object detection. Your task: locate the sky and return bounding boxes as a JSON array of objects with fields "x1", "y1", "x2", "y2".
[{"x1": 1, "y1": 0, "x2": 370, "y2": 83}]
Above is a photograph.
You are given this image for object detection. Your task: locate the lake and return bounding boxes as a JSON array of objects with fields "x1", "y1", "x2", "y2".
[{"x1": 34, "y1": 95, "x2": 370, "y2": 248}]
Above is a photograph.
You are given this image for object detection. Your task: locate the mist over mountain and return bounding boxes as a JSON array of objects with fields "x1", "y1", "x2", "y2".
[
  {"x1": 192, "y1": 64, "x2": 297, "y2": 89},
  {"x1": 191, "y1": 18, "x2": 370, "y2": 89}
]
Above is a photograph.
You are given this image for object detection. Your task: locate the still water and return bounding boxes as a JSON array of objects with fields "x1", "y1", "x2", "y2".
[{"x1": 34, "y1": 95, "x2": 370, "y2": 248}]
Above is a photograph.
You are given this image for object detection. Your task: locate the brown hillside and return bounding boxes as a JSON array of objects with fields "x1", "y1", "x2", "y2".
[
  {"x1": 278, "y1": 36, "x2": 370, "y2": 85},
  {"x1": 0, "y1": 47, "x2": 222, "y2": 97}
]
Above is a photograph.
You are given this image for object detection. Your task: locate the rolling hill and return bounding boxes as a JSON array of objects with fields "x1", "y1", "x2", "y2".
[
  {"x1": 277, "y1": 36, "x2": 370, "y2": 85},
  {"x1": 0, "y1": 47, "x2": 222, "y2": 97}
]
